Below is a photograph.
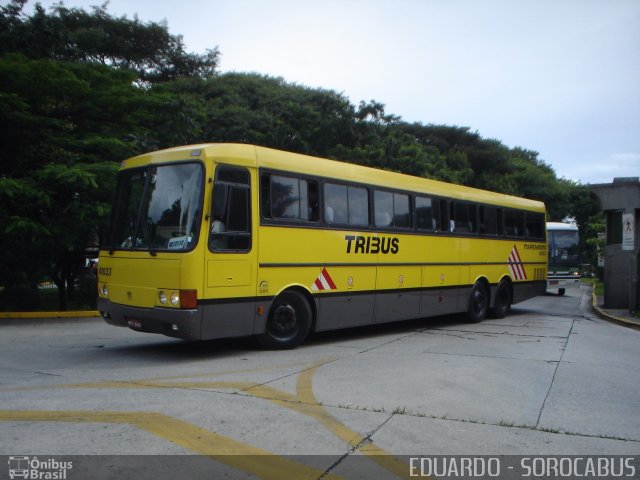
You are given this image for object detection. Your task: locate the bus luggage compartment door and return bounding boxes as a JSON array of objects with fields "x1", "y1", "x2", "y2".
[
  {"x1": 374, "y1": 265, "x2": 421, "y2": 323},
  {"x1": 314, "y1": 266, "x2": 377, "y2": 332}
]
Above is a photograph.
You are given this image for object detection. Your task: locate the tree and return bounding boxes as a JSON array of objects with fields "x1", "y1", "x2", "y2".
[
  {"x1": 0, "y1": 0, "x2": 219, "y2": 82},
  {"x1": 0, "y1": 1, "x2": 222, "y2": 308},
  {"x1": 152, "y1": 73, "x2": 359, "y2": 154},
  {"x1": 565, "y1": 186, "x2": 602, "y2": 268},
  {"x1": 0, "y1": 55, "x2": 151, "y2": 307}
]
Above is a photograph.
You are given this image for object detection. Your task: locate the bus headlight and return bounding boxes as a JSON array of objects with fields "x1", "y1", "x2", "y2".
[
  {"x1": 99, "y1": 284, "x2": 109, "y2": 298},
  {"x1": 158, "y1": 291, "x2": 167, "y2": 304},
  {"x1": 156, "y1": 289, "x2": 196, "y2": 308},
  {"x1": 157, "y1": 289, "x2": 182, "y2": 307},
  {"x1": 170, "y1": 291, "x2": 180, "y2": 306}
]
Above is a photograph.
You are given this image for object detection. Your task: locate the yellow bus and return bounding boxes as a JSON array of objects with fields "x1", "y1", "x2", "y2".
[{"x1": 97, "y1": 144, "x2": 547, "y2": 348}]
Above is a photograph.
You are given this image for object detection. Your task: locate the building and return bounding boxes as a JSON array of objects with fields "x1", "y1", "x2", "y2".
[{"x1": 590, "y1": 177, "x2": 640, "y2": 312}]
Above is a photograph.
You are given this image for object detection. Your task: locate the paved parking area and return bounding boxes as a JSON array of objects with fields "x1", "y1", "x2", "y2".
[{"x1": 1, "y1": 286, "x2": 639, "y2": 478}]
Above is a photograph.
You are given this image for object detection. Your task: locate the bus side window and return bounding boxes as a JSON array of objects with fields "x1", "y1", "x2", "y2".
[
  {"x1": 348, "y1": 186, "x2": 369, "y2": 227},
  {"x1": 479, "y1": 205, "x2": 499, "y2": 236},
  {"x1": 374, "y1": 190, "x2": 411, "y2": 229},
  {"x1": 210, "y1": 166, "x2": 251, "y2": 252},
  {"x1": 393, "y1": 192, "x2": 411, "y2": 229},
  {"x1": 416, "y1": 196, "x2": 437, "y2": 231},
  {"x1": 325, "y1": 183, "x2": 349, "y2": 225},
  {"x1": 526, "y1": 212, "x2": 545, "y2": 239},
  {"x1": 468, "y1": 204, "x2": 477, "y2": 233},
  {"x1": 453, "y1": 202, "x2": 476, "y2": 234},
  {"x1": 505, "y1": 209, "x2": 524, "y2": 237},
  {"x1": 439, "y1": 199, "x2": 449, "y2": 233},
  {"x1": 261, "y1": 172, "x2": 318, "y2": 223},
  {"x1": 374, "y1": 191, "x2": 393, "y2": 228},
  {"x1": 325, "y1": 183, "x2": 369, "y2": 227}
]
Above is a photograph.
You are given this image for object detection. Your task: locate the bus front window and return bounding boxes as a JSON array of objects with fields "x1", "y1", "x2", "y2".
[
  {"x1": 549, "y1": 231, "x2": 579, "y2": 266},
  {"x1": 106, "y1": 163, "x2": 204, "y2": 252}
]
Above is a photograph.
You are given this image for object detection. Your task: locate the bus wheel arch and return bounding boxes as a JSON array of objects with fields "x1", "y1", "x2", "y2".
[
  {"x1": 257, "y1": 287, "x2": 314, "y2": 349},
  {"x1": 489, "y1": 277, "x2": 512, "y2": 318},
  {"x1": 466, "y1": 278, "x2": 490, "y2": 323},
  {"x1": 288, "y1": 285, "x2": 318, "y2": 332}
]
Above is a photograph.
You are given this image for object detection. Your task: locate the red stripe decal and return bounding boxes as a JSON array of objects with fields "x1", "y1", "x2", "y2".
[{"x1": 322, "y1": 268, "x2": 337, "y2": 290}]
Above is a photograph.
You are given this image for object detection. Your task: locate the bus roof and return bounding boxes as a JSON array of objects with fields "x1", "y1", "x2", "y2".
[{"x1": 123, "y1": 143, "x2": 546, "y2": 212}]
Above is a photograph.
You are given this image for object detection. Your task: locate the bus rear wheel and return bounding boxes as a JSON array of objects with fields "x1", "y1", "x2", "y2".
[
  {"x1": 558, "y1": 288, "x2": 565, "y2": 296},
  {"x1": 489, "y1": 280, "x2": 511, "y2": 318},
  {"x1": 258, "y1": 290, "x2": 312, "y2": 349},
  {"x1": 467, "y1": 281, "x2": 489, "y2": 323}
]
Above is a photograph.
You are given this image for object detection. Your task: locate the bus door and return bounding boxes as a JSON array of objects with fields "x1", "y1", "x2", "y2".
[{"x1": 202, "y1": 164, "x2": 258, "y2": 339}]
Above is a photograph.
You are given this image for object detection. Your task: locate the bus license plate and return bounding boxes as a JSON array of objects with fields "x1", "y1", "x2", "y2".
[{"x1": 127, "y1": 319, "x2": 142, "y2": 329}]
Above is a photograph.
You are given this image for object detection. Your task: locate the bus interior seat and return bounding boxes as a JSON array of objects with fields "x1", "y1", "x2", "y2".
[
  {"x1": 375, "y1": 212, "x2": 391, "y2": 227},
  {"x1": 325, "y1": 206, "x2": 334, "y2": 224}
]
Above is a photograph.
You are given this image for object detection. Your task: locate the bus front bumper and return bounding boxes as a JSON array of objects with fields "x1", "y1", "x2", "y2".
[
  {"x1": 547, "y1": 277, "x2": 581, "y2": 289},
  {"x1": 97, "y1": 298, "x2": 202, "y2": 341}
]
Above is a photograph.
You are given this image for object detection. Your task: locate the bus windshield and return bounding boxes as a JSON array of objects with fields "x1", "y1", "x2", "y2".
[
  {"x1": 548, "y1": 230, "x2": 579, "y2": 267},
  {"x1": 105, "y1": 162, "x2": 204, "y2": 252}
]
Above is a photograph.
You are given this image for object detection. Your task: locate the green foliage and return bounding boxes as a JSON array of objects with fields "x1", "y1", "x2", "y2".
[
  {"x1": 0, "y1": 0, "x2": 219, "y2": 82},
  {"x1": 152, "y1": 73, "x2": 359, "y2": 155},
  {"x1": 585, "y1": 211, "x2": 605, "y2": 268},
  {"x1": 0, "y1": 53, "x2": 137, "y2": 305}
]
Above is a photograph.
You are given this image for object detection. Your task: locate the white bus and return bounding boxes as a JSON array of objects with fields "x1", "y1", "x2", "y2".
[{"x1": 546, "y1": 222, "x2": 580, "y2": 296}]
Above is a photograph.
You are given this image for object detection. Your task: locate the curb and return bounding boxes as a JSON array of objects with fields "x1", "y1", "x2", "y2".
[
  {"x1": 0, "y1": 311, "x2": 100, "y2": 320},
  {"x1": 591, "y1": 287, "x2": 640, "y2": 330}
]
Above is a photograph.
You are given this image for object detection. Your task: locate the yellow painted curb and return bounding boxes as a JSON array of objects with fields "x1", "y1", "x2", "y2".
[
  {"x1": 591, "y1": 287, "x2": 640, "y2": 330},
  {"x1": 0, "y1": 310, "x2": 100, "y2": 319}
]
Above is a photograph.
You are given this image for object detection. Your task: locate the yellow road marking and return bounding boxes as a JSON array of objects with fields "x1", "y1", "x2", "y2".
[
  {"x1": 134, "y1": 360, "x2": 309, "y2": 382},
  {"x1": 2, "y1": 358, "x2": 419, "y2": 479},
  {"x1": 296, "y1": 365, "x2": 414, "y2": 479},
  {"x1": 0, "y1": 409, "x2": 343, "y2": 480}
]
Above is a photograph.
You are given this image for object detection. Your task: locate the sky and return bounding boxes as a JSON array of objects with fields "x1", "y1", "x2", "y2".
[{"x1": 28, "y1": 0, "x2": 640, "y2": 185}]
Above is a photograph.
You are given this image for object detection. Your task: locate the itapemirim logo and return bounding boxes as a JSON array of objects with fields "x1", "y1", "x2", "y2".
[{"x1": 8, "y1": 456, "x2": 73, "y2": 479}]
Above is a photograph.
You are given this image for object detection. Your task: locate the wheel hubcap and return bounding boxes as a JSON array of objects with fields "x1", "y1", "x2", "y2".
[
  {"x1": 473, "y1": 288, "x2": 486, "y2": 314},
  {"x1": 271, "y1": 304, "x2": 297, "y2": 336}
]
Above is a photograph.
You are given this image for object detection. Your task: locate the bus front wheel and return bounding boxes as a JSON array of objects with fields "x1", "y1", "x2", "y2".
[
  {"x1": 258, "y1": 290, "x2": 312, "y2": 349},
  {"x1": 467, "y1": 281, "x2": 489, "y2": 323}
]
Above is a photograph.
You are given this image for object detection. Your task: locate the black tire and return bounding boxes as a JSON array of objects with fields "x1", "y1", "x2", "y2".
[
  {"x1": 257, "y1": 290, "x2": 312, "y2": 349},
  {"x1": 558, "y1": 288, "x2": 565, "y2": 296},
  {"x1": 466, "y1": 281, "x2": 489, "y2": 323},
  {"x1": 489, "y1": 280, "x2": 511, "y2": 319}
]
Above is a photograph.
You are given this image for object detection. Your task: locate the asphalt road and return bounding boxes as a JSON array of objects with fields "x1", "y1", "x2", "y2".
[{"x1": 1, "y1": 285, "x2": 639, "y2": 479}]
